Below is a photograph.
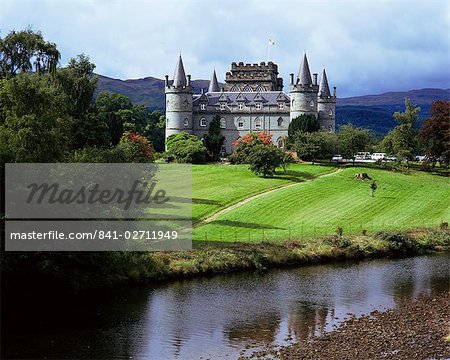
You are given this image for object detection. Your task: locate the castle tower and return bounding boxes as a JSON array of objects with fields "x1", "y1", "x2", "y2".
[
  {"x1": 289, "y1": 53, "x2": 319, "y2": 121},
  {"x1": 317, "y1": 68, "x2": 336, "y2": 132},
  {"x1": 208, "y1": 69, "x2": 220, "y2": 92},
  {"x1": 165, "y1": 55, "x2": 193, "y2": 142}
]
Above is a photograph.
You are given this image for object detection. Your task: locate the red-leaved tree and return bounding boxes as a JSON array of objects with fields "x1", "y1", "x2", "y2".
[{"x1": 419, "y1": 100, "x2": 450, "y2": 167}]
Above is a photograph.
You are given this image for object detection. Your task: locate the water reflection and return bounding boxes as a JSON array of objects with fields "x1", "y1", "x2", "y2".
[{"x1": 3, "y1": 253, "x2": 449, "y2": 360}]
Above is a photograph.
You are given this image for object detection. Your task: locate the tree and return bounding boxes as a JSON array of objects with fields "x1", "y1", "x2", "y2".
[
  {"x1": 117, "y1": 131, "x2": 155, "y2": 162},
  {"x1": 393, "y1": 98, "x2": 420, "y2": 126},
  {"x1": 419, "y1": 100, "x2": 450, "y2": 167},
  {"x1": 380, "y1": 99, "x2": 420, "y2": 166},
  {"x1": 293, "y1": 132, "x2": 321, "y2": 163},
  {"x1": 56, "y1": 54, "x2": 108, "y2": 150},
  {"x1": 288, "y1": 114, "x2": 319, "y2": 139},
  {"x1": 166, "y1": 132, "x2": 207, "y2": 163},
  {"x1": 247, "y1": 143, "x2": 284, "y2": 177},
  {"x1": 337, "y1": 124, "x2": 373, "y2": 164},
  {"x1": 0, "y1": 72, "x2": 70, "y2": 162},
  {"x1": 144, "y1": 111, "x2": 166, "y2": 153},
  {"x1": 0, "y1": 29, "x2": 60, "y2": 78},
  {"x1": 293, "y1": 131, "x2": 337, "y2": 163},
  {"x1": 56, "y1": 54, "x2": 97, "y2": 118},
  {"x1": 203, "y1": 115, "x2": 225, "y2": 161},
  {"x1": 379, "y1": 124, "x2": 418, "y2": 165},
  {"x1": 95, "y1": 92, "x2": 133, "y2": 146},
  {"x1": 229, "y1": 132, "x2": 273, "y2": 164}
]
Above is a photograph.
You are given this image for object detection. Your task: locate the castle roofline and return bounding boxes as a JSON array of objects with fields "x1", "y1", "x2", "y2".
[
  {"x1": 297, "y1": 53, "x2": 313, "y2": 85},
  {"x1": 173, "y1": 54, "x2": 187, "y2": 87},
  {"x1": 319, "y1": 68, "x2": 331, "y2": 97},
  {"x1": 208, "y1": 69, "x2": 220, "y2": 92},
  {"x1": 193, "y1": 91, "x2": 290, "y2": 106}
]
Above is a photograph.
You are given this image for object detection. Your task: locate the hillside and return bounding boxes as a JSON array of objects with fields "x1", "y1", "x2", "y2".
[
  {"x1": 96, "y1": 74, "x2": 218, "y2": 111},
  {"x1": 96, "y1": 74, "x2": 449, "y2": 135},
  {"x1": 193, "y1": 166, "x2": 449, "y2": 242},
  {"x1": 336, "y1": 88, "x2": 449, "y2": 135}
]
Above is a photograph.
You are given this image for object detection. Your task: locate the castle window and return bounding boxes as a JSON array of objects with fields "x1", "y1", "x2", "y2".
[
  {"x1": 200, "y1": 118, "x2": 207, "y2": 127},
  {"x1": 278, "y1": 102, "x2": 284, "y2": 110},
  {"x1": 277, "y1": 117, "x2": 283, "y2": 127},
  {"x1": 220, "y1": 103, "x2": 226, "y2": 110},
  {"x1": 254, "y1": 118, "x2": 262, "y2": 129},
  {"x1": 220, "y1": 118, "x2": 226, "y2": 129},
  {"x1": 255, "y1": 103, "x2": 262, "y2": 110},
  {"x1": 237, "y1": 118, "x2": 244, "y2": 128},
  {"x1": 200, "y1": 103, "x2": 206, "y2": 110},
  {"x1": 238, "y1": 103, "x2": 244, "y2": 110},
  {"x1": 309, "y1": 100, "x2": 315, "y2": 107},
  {"x1": 183, "y1": 118, "x2": 189, "y2": 127}
]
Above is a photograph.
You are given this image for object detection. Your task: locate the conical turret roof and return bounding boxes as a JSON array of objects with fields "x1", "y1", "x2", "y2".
[
  {"x1": 173, "y1": 54, "x2": 187, "y2": 87},
  {"x1": 319, "y1": 68, "x2": 331, "y2": 97},
  {"x1": 208, "y1": 69, "x2": 220, "y2": 92},
  {"x1": 298, "y1": 53, "x2": 312, "y2": 85}
]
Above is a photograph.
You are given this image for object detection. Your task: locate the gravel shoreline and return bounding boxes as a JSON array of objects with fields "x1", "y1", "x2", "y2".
[{"x1": 242, "y1": 291, "x2": 450, "y2": 359}]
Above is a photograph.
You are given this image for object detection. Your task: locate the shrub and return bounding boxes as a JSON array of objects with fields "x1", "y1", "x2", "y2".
[
  {"x1": 375, "y1": 231, "x2": 419, "y2": 255},
  {"x1": 166, "y1": 132, "x2": 207, "y2": 164},
  {"x1": 70, "y1": 146, "x2": 127, "y2": 163},
  {"x1": 325, "y1": 235, "x2": 351, "y2": 248},
  {"x1": 118, "y1": 131, "x2": 155, "y2": 162},
  {"x1": 247, "y1": 143, "x2": 285, "y2": 177},
  {"x1": 229, "y1": 132, "x2": 273, "y2": 164}
]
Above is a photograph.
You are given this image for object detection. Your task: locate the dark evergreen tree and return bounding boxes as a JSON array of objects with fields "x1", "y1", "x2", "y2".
[
  {"x1": 203, "y1": 115, "x2": 225, "y2": 161},
  {"x1": 288, "y1": 114, "x2": 319, "y2": 139}
]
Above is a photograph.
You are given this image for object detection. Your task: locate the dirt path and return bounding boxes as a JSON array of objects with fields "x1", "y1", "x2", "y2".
[{"x1": 195, "y1": 168, "x2": 342, "y2": 228}]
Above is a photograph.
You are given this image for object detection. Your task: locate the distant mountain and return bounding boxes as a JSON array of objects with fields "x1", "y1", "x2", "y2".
[
  {"x1": 96, "y1": 74, "x2": 217, "y2": 111},
  {"x1": 96, "y1": 74, "x2": 449, "y2": 136},
  {"x1": 336, "y1": 88, "x2": 449, "y2": 136},
  {"x1": 337, "y1": 88, "x2": 449, "y2": 106}
]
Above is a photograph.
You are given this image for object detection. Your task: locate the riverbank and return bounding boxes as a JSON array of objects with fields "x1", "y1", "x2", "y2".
[
  {"x1": 3, "y1": 228, "x2": 448, "y2": 293},
  {"x1": 242, "y1": 291, "x2": 450, "y2": 359}
]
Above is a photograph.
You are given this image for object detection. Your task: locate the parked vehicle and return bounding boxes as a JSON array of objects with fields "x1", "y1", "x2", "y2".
[
  {"x1": 332, "y1": 155, "x2": 343, "y2": 161},
  {"x1": 355, "y1": 152, "x2": 372, "y2": 160},
  {"x1": 415, "y1": 155, "x2": 426, "y2": 162},
  {"x1": 372, "y1": 153, "x2": 387, "y2": 161}
]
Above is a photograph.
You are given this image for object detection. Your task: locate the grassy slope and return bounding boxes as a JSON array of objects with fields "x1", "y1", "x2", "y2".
[
  {"x1": 191, "y1": 163, "x2": 335, "y2": 222},
  {"x1": 194, "y1": 167, "x2": 450, "y2": 242}
]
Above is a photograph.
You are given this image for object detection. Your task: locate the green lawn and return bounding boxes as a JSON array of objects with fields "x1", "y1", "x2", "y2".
[
  {"x1": 192, "y1": 163, "x2": 336, "y2": 222},
  {"x1": 193, "y1": 167, "x2": 450, "y2": 242}
]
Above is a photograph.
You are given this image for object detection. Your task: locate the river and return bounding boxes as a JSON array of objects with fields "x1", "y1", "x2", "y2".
[{"x1": 3, "y1": 253, "x2": 449, "y2": 359}]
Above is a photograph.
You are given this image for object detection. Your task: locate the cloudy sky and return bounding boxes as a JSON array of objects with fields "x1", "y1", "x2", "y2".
[{"x1": 1, "y1": 0, "x2": 449, "y2": 97}]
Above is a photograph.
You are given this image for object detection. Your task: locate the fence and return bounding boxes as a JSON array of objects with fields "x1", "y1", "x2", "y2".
[{"x1": 196, "y1": 219, "x2": 448, "y2": 242}]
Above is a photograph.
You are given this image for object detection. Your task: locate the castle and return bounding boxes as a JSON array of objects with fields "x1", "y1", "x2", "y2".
[{"x1": 165, "y1": 53, "x2": 336, "y2": 153}]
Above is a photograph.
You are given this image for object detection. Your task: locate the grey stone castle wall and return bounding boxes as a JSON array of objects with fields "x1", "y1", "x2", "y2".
[
  {"x1": 192, "y1": 111, "x2": 290, "y2": 153},
  {"x1": 165, "y1": 87, "x2": 193, "y2": 138},
  {"x1": 289, "y1": 85, "x2": 319, "y2": 120},
  {"x1": 317, "y1": 97, "x2": 336, "y2": 132}
]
